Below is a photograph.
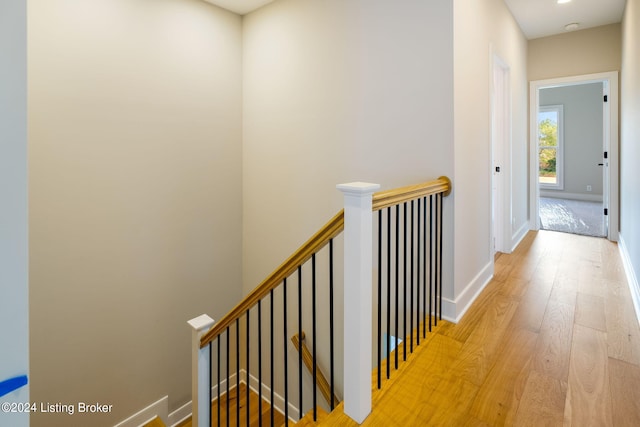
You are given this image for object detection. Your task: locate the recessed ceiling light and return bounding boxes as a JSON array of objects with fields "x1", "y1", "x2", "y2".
[
  {"x1": 565, "y1": 23, "x2": 580, "y2": 31},
  {"x1": 557, "y1": 0, "x2": 571, "y2": 4}
]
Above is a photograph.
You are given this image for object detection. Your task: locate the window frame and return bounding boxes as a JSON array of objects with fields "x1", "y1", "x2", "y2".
[{"x1": 538, "y1": 104, "x2": 564, "y2": 190}]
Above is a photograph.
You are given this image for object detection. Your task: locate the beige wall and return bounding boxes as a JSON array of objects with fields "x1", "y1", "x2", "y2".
[
  {"x1": 242, "y1": 0, "x2": 454, "y2": 412},
  {"x1": 529, "y1": 24, "x2": 622, "y2": 81},
  {"x1": 28, "y1": 0, "x2": 243, "y2": 425},
  {"x1": 621, "y1": 1, "x2": 640, "y2": 299},
  {"x1": 0, "y1": 1, "x2": 29, "y2": 426},
  {"x1": 453, "y1": 0, "x2": 529, "y2": 312},
  {"x1": 242, "y1": 0, "x2": 454, "y2": 293}
]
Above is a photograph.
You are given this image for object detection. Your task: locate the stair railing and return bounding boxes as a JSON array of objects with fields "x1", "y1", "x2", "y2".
[{"x1": 189, "y1": 176, "x2": 451, "y2": 427}]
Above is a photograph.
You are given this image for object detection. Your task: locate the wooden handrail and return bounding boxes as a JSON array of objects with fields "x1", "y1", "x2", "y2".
[
  {"x1": 372, "y1": 176, "x2": 451, "y2": 211},
  {"x1": 291, "y1": 332, "x2": 340, "y2": 409},
  {"x1": 200, "y1": 176, "x2": 452, "y2": 348},
  {"x1": 200, "y1": 210, "x2": 345, "y2": 347}
]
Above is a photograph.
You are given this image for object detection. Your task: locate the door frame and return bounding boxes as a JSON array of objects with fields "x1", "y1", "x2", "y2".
[
  {"x1": 529, "y1": 71, "x2": 619, "y2": 241},
  {"x1": 491, "y1": 52, "x2": 511, "y2": 254}
]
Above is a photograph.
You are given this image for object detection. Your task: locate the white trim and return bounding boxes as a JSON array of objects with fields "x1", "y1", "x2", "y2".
[
  {"x1": 113, "y1": 396, "x2": 168, "y2": 427},
  {"x1": 529, "y1": 71, "x2": 619, "y2": 242},
  {"x1": 539, "y1": 191, "x2": 604, "y2": 202},
  {"x1": 168, "y1": 401, "x2": 192, "y2": 427},
  {"x1": 510, "y1": 222, "x2": 529, "y2": 253},
  {"x1": 246, "y1": 372, "x2": 300, "y2": 421},
  {"x1": 618, "y1": 235, "x2": 640, "y2": 328},
  {"x1": 441, "y1": 261, "x2": 494, "y2": 323}
]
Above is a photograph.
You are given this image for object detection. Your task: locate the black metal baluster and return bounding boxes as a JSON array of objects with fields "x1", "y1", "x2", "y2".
[
  {"x1": 236, "y1": 319, "x2": 240, "y2": 427},
  {"x1": 438, "y1": 193, "x2": 444, "y2": 321},
  {"x1": 226, "y1": 327, "x2": 230, "y2": 427},
  {"x1": 434, "y1": 195, "x2": 439, "y2": 326},
  {"x1": 417, "y1": 198, "x2": 421, "y2": 346},
  {"x1": 270, "y1": 290, "x2": 274, "y2": 427},
  {"x1": 246, "y1": 310, "x2": 250, "y2": 427},
  {"x1": 312, "y1": 254, "x2": 317, "y2": 421},
  {"x1": 217, "y1": 338, "x2": 220, "y2": 427},
  {"x1": 403, "y1": 202, "x2": 407, "y2": 362},
  {"x1": 423, "y1": 196, "x2": 428, "y2": 338},
  {"x1": 410, "y1": 199, "x2": 414, "y2": 353},
  {"x1": 283, "y1": 278, "x2": 289, "y2": 424},
  {"x1": 386, "y1": 207, "x2": 391, "y2": 379},
  {"x1": 209, "y1": 342, "x2": 213, "y2": 427},
  {"x1": 329, "y1": 239, "x2": 335, "y2": 411},
  {"x1": 395, "y1": 204, "x2": 399, "y2": 370},
  {"x1": 377, "y1": 209, "x2": 382, "y2": 389},
  {"x1": 258, "y1": 300, "x2": 262, "y2": 427},
  {"x1": 298, "y1": 266, "x2": 303, "y2": 421},
  {"x1": 429, "y1": 194, "x2": 434, "y2": 331}
]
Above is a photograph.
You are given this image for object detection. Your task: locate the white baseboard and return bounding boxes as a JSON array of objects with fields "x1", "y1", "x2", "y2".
[
  {"x1": 168, "y1": 401, "x2": 191, "y2": 427},
  {"x1": 114, "y1": 396, "x2": 168, "y2": 427},
  {"x1": 116, "y1": 370, "x2": 301, "y2": 427},
  {"x1": 246, "y1": 371, "x2": 300, "y2": 421},
  {"x1": 511, "y1": 222, "x2": 529, "y2": 253},
  {"x1": 441, "y1": 260, "x2": 494, "y2": 323},
  {"x1": 618, "y1": 234, "x2": 640, "y2": 328},
  {"x1": 539, "y1": 191, "x2": 603, "y2": 202}
]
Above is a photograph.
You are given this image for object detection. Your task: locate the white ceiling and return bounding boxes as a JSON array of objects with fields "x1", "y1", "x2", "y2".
[
  {"x1": 205, "y1": 0, "x2": 626, "y2": 39},
  {"x1": 504, "y1": 0, "x2": 626, "y2": 40},
  {"x1": 203, "y1": 0, "x2": 274, "y2": 15}
]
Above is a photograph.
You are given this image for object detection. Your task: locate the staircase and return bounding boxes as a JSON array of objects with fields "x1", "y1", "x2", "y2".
[{"x1": 188, "y1": 177, "x2": 452, "y2": 427}]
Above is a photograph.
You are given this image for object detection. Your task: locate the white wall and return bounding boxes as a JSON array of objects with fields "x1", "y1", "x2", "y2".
[
  {"x1": 0, "y1": 0, "x2": 29, "y2": 426},
  {"x1": 620, "y1": 0, "x2": 640, "y2": 316},
  {"x1": 540, "y1": 83, "x2": 604, "y2": 200},
  {"x1": 452, "y1": 0, "x2": 528, "y2": 318},
  {"x1": 28, "y1": 0, "x2": 243, "y2": 425}
]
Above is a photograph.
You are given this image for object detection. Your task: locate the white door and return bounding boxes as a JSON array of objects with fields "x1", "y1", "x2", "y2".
[{"x1": 491, "y1": 55, "x2": 510, "y2": 254}]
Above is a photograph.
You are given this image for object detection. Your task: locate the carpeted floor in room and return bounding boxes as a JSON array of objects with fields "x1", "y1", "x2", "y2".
[{"x1": 539, "y1": 197, "x2": 605, "y2": 237}]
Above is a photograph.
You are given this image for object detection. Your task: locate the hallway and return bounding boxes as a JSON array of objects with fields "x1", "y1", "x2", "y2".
[{"x1": 324, "y1": 230, "x2": 640, "y2": 426}]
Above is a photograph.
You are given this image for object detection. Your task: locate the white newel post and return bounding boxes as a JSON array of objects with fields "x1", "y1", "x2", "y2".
[
  {"x1": 337, "y1": 182, "x2": 380, "y2": 424},
  {"x1": 188, "y1": 314, "x2": 215, "y2": 427}
]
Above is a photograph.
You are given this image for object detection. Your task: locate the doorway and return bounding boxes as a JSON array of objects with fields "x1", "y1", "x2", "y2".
[{"x1": 529, "y1": 72, "x2": 619, "y2": 241}]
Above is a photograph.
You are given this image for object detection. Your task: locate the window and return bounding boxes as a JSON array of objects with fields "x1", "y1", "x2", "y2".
[{"x1": 538, "y1": 105, "x2": 563, "y2": 189}]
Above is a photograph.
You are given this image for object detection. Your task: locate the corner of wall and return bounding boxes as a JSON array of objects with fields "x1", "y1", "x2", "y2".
[{"x1": 442, "y1": 260, "x2": 494, "y2": 323}]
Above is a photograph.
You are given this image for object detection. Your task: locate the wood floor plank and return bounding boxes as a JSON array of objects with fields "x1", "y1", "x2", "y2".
[
  {"x1": 421, "y1": 375, "x2": 479, "y2": 426},
  {"x1": 468, "y1": 327, "x2": 538, "y2": 426},
  {"x1": 564, "y1": 324, "x2": 613, "y2": 427},
  {"x1": 533, "y1": 300, "x2": 575, "y2": 382},
  {"x1": 447, "y1": 295, "x2": 519, "y2": 386},
  {"x1": 181, "y1": 383, "x2": 288, "y2": 427},
  {"x1": 608, "y1": 357, "x2": 640, "y2": 427},
  {"x1": 513, "y1": 370, "x2": 566, "y2": 427},
  {"x1": 509, "y1": 287, "x2": 550, "y2": 333},
  {"x1": 437, "y1": 282, "x2": 507, "y2": 344},
  {"x1": 574, "y1": 293, "x2": 606, "y2": 332}
]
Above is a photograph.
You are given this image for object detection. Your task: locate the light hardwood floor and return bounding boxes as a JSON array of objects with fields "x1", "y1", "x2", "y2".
[
  {"x1": 177, "y1": 383, "x2": 287, "y2": 427},
  {"x1": 323, "y1": 230, "x2": 640, "y2": 426}
]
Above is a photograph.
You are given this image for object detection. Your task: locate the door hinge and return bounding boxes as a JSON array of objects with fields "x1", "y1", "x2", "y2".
[
  {"x1": 604, "y1": 208, "x2": 608, "y2": 216},
  {"x1": 604, "y1": 95, "x2": 608, "y2": 102},
  {"x1": 604, "y1": 151, "x2": 608, "y2": 159}
]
